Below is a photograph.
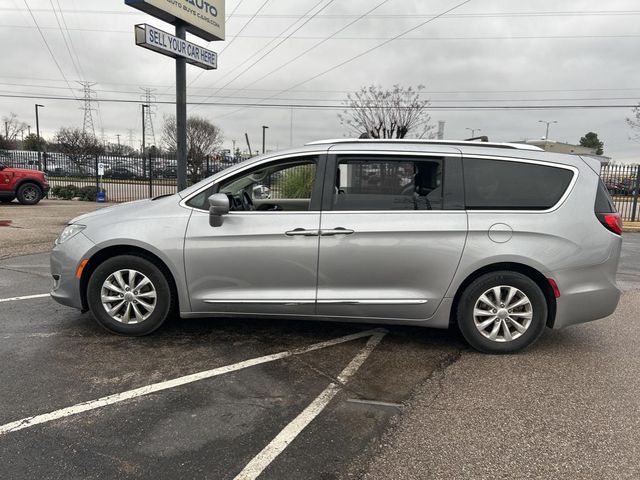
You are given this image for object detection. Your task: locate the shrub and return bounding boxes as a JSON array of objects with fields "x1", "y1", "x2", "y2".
[{"x1": 51, "y1": 185, "x2": 104, "y2": 201}]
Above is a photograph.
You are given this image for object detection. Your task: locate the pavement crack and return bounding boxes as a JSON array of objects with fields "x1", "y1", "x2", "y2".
[
  {"x1": 418, "y1": 348, "x2": 466, "y2": 411},
  {"x1": 290, "y1": 356, "x2": 364, "y2": 398}
]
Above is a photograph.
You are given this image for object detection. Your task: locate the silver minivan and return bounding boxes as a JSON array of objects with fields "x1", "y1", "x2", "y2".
[{"x1": 50, "y1": 139, "x2": 622, "y2": 353}]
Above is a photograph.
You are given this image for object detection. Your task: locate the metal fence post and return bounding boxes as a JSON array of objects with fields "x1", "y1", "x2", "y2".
[
  {"x1": 148, "y1": 153, "x2": 153, "y2": 199},
  {"x1": 95, "y1": 155, "x2": 99, "y2": 192},
  {"x1": 631, "y1": 165, "x2": 640, "y2": 222}
]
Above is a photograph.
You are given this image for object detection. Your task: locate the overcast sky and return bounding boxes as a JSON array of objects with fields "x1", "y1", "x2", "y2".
[{"x1": 1, "y1": 0, "x2": 640, "y2": 161}]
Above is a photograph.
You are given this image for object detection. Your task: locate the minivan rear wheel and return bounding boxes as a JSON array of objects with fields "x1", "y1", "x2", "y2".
[
  {"x1": 87, "y1": 255, "x2": 173, "y2": 336},
  {"x1": 457, "y1": 271, "x2": 547, "y2": 353}
]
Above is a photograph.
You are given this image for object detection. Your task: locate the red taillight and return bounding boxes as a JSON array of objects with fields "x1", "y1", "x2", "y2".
[
  {"x1": 547, "y1": 278, "x2": 561, "y2": 298},
  {"x1": 603, "y1": 213, "x2": 623, "y2": 236}
]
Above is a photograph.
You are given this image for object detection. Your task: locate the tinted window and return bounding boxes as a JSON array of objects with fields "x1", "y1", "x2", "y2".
[
  {"x1": 595, "y1": 179, "x2": 616, "y2": 213},
  {"x1": 463, "y1": 158, "x2": 573, "y2": 210},
  {"x1": 333, "y1": 157, "x2": 444, "y2": 211}
]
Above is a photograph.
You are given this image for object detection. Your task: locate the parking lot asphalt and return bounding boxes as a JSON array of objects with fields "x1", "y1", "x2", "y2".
[
  {"x1": 0, "y1": 200, "x2": 109, "y2": 259},
  {"x1": 0, "y1": 235, "x2": 639, "y2": 479}
]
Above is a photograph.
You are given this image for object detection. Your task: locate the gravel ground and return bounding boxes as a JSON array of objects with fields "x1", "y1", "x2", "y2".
[{"x1": 0, "y1": 200, "x2": 110, "y2": 259}]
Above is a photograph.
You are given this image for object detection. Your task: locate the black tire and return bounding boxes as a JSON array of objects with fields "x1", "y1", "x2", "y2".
[
  {"x1": 16, "y1": 183, "x2": 43, "y2": 205},
  {"x1": 457, "y1": 271, "x2": 547, "y2": 354},
  {"x1": 87, "y1": 255, "x2": 174, "y2": 336}
]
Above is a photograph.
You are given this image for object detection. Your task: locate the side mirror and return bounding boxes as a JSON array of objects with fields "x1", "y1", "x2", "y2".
[{"x1": 208, "y1": 193, "x2": 229, "y2": 227}]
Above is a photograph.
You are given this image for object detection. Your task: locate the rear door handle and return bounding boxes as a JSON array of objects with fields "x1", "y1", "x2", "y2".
[
  {"x1": 320, "y1": 227, "x2": 355, "y2": 236},
  {"x1": 285, "y1": 228, "x2": 320, "y2": 237}
]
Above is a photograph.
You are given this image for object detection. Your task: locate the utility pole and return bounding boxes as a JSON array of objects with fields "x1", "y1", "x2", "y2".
[
  {"x1": 262, "y1": 125, "x2": 269, "y2": 154},
  {"x1": 35, "y1": 104, "x2": 44, "y2": 170},
  {"x1": 4, "y1": 122, "x2": 8, "y2": 140},
  {"x1": 538, "y1": 120, "x2": 557, "y2": 139},
  {"x1": 245, "y1": 133, "x2": 252, "y2": 157},
  {"x1": 175, "y1": 21, "x2": 188, "y2": 191},
  {"x1": 116, "y1": 134, "x2": 121, "y2": 154}
]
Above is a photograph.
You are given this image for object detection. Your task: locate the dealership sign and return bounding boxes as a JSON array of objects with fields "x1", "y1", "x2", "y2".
[
  {"x1": 135, "y1": 24, "x2": 217, "y2": 69},
  {"x1": 125, "y1": 0, "x2": 225, "y2": 41}
]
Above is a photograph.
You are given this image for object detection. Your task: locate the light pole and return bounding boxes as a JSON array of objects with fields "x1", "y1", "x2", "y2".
[
  {"x1": 538, "y1": 120, "x2": 557, "y2": 139},
  {"x1": 465, "y1": 128, "x2": 480, "y2": 138},
  {"x1": 262, "y1": 125, "x2": 269, "y2": 154},
  {"x1": 35, "y1": 104, "x2": 44, "y2": 170}
]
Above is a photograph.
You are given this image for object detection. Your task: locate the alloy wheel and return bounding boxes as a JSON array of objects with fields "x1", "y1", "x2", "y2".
[
  {"x1": 473, "y1": 285, "x2": 533, "y2": 342},
  {"x1": 100, "y1": 269, "x2": 157, "y2": 324}
]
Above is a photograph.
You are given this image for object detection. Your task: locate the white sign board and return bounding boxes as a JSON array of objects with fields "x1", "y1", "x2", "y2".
[
  {"x1": 125, "y1": 0, "x2": 225, "y2": 42},
  {"x1": 135, "y1": 24, "x2": 217, "y2": 70},
  {"x1": 97, "y1": 163, "x2": 106, "y2": 176}
]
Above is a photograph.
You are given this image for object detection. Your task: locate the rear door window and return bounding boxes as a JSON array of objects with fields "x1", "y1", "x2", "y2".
[
  {"x1": 333, "y1": 156, "x2": 444, "y2": 211},
  {"x1": 463, "y1": 157, "x2": 574, "y2": 210}
]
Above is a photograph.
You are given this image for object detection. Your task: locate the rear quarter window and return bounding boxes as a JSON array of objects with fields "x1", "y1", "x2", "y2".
[{"x1": 463, "y1": 157, "x2": 574, "y2": 210}]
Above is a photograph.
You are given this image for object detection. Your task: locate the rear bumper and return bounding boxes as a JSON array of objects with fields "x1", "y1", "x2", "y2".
[{"x1": 551, "y1": 240, "x2": 622, "y2": 329}]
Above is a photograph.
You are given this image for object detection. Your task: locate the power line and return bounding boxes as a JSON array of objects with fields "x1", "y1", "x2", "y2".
[
  {"x1": 54, "y1": 0, "x2": 86, "y2": 80},
  {"x1": 21, "y1": 0, "x2": 78, "y2": 101},
  {"x1": 219, "y1": 0, "x2": 392, "y2": 99},
  {"x1": 49, "y1": 0, "x2": 81, "y2": 80},
  {"x1": 216, "y1": 0, "x2": 474, "y2": 120},
  {"x1": 0, "y1": 92, "x2": 636, "y2": 110},
  {"x1": 193, "y1": 0, "x2": 338, "y2": 109},
  {"x1": 184, "y1": 0, "x2": 266, "y2": 91},
  {"x1": 193, "y1": 0, "x2": 331, "y2": 94},
  {"x1": 3, "y1": 7, "x2": 640, "y2": 18},
  {"x1": 4, "y1": 24, "x2": 640, "y2": 42}
]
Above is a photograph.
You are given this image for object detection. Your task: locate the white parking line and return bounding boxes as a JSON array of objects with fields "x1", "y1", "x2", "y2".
[
  {"x1": 234, "y1": 331, "x2": 386, "y2": 480},
  {"x1": 0, "y1": 328, "x2": 385, "y2": 436},
  {"x1": 0, "y1": 293, "x2": 50, "y2": 303}
]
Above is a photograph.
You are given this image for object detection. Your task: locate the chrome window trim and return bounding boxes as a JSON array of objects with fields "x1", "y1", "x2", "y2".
[
  {"x1": 179, "y1": 150, "x2": 327, "y2": 211},
  {"x1": 461, "y1": 154, "x2": 579, "y2": 214}
]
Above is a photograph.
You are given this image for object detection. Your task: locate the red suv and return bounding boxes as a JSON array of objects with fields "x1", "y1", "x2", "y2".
[{"x1": 0, "y1": 161, "x2": 50, "y2": 205}]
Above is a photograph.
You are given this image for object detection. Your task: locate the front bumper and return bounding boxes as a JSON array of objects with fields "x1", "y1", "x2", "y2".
[{"x1": 50, "y1": 232, "x2": 95, "y2": 310}]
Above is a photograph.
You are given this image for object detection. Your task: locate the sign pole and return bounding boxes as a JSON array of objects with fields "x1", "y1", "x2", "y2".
[{"x1": 176, "y1": 21, "x2": 188, "y2": 191}]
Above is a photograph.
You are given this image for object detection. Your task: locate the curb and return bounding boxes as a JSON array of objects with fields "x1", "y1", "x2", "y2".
[{"x1": 623, "y1": 222, "x2": 640, "y2": 233}]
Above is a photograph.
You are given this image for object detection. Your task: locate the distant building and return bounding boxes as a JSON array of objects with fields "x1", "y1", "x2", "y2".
[{"x1": 514, "y1": 139, "x2": 611, "y2": 165}]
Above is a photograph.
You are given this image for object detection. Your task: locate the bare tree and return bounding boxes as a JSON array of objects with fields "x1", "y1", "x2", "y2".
[
  {"x1": 1, "y1": 112, "x2": 28, "y2": 149},
  {"x1": 338, "y1": 85, "x2": 435, "y2": 139},
  {"x1": 627, "y1": 104, "x2": 640, "y2": 141},
  {"x1": 52, "y1": 127, "x2": 103, "y2": 174},
  {"x1": 162, "y1": 114, "x2": 223, "y2": 183}
]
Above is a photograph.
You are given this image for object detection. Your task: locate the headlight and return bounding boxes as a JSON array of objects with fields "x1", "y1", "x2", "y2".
[{"x1": 56, "y1": 224, "x2": 86, "y2": 244}]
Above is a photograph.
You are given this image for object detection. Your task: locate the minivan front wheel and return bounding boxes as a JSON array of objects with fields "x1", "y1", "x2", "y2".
[
  {"x1": 457, "y1": 271, "x2": 547, "y2": 353},
  {"x1": 87, "y1": 255, "x2": 173, "y2": 336}
]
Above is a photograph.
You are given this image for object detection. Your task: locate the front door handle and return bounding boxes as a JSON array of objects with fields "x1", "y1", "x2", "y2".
[
  {"x1": 320, "y1": 227, "x2": 355, "y2": 236},
  {"x1": 285, "y1": 228, "x2": 320, "y2": 237}
]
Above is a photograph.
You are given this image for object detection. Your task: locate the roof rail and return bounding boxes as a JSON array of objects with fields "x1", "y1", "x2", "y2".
[{"x1": 305, "y1": 138, "x2": 544, "y2": 152}]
